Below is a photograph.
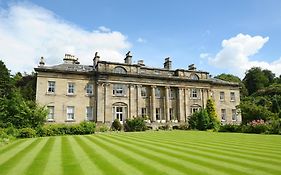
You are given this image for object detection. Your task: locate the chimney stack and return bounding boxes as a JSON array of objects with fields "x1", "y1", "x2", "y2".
[
  {"x1": 188, "y1": 64, "x2": 196, "y2": 71},
  {"x1": 137, "y1": 60, "x2": 145, "y2": 66},
  {"x1": 124, "y1": 51, "x2": 132, "y2": 64},
  {"x1": 93, "y1": 52, "x2": 100, "y2": 68},
  {"x1": 39, "y1": 56, "x2": 45, "y2": 67},
  {"x1": 164, "y1": 57, "x2": 172, "y2": 70}
]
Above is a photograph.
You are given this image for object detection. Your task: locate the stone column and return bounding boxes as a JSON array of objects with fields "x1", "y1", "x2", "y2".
[
  {"x1": 165, "y1": 86, "x2": 170, "y2": 121},
  {"x1": 103, "y1": 83, "x2": 111, "y2": 122},
  {"x1": 151, "y1": 85, "x2": 156, "y2": 122},
  {"x1": 136, "y1": 85, "x2": 141, "y2": 116},
  {"x1": 177, "y1": 87, "x2": 185, "y2": 122},
  {"x1": 128, "y1": 84, "x2": 135, "y2": 119}
]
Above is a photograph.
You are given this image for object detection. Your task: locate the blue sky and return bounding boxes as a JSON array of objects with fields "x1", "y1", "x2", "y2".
[{"x1": 0, "y1": 0, "x2": 281, "y2": 77}]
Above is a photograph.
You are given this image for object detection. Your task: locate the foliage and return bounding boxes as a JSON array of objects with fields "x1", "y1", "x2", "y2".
[
  {"x1": 158, "y1": 124, "x2": 172, "y2": 130},
  {"x1": 206, "y1": 99, "x2": 220, "y2": 130},
  {"x1": 18, "y1": 128, "x2": 37, "y2": 138},
  {"x1": 177, "y1": 123, "x2": 189, "y2": 130},
  {"x1": 0, "y1": 60, "x2": 14, "y2": 98},
  {"x1": 218, "y1": 124, "x2": 241, "y2": 132},
  {"x1": 188, "y1": 109, "x2": 210, "y2": 130},
  {"x1": 111, "y1": 119, "x2": 122, "y2": 131},
  {"x1": 96, "y1": 124, "x2": 110, "y2": 132},
  {"x1": 14, "y1": 72, "x2": 37, "y2": 101},
  {"x1": 243, "y1": 67, "x2": 270, "y2": 95},
  {"x1": 124, "y1": 117, "x2": 147, "y2": 132}
]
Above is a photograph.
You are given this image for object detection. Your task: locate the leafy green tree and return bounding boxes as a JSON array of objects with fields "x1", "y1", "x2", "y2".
[
  {"x1": 206, "y1": 99, "x2": 220, "y2": 130},
  {"x1": 0, "y1": 60, "x2": 14, "y2": 98},
  {"x1": 14, "y1": 72, "x2": 36, "y2": 101},
  {"x1": 215, "y1": 73, "x2": 248, "y2": 97},
  {"x1": 271, "y1": 96, "x2": 280, "y2": 113},
  {"x1": 188, "y1": 109, "x2": 210, "y2": 130},
  {"x1": 243, "y1": 67, "x2": 269, "y2": 95},
  {"x1": 262, "y1": 69, "x2": 275, "y2": 86}
]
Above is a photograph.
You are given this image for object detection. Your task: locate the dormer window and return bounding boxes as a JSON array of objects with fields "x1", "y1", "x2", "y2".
[
  {"x1": 190, "y1": 74, "x2": 199, "y2": 80},
  {"x1": 113, "y1": 66, "x2": 127, "y2": 74}
]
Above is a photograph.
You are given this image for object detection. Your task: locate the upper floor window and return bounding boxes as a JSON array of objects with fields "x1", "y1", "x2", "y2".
[
  {"x1": 169, "y1": 88, "x2": 176, "y2": 99},
  {"x1": 220, "y1": 92, "x2": 225, "y2": 101},
  {"x1": 67, "y1": 83, "x2": 75, "y2": 94},
  {"x1": 113, "y1": 84, "x2": 126, "y2": 96},
  {"x1": 67, "y1": 106, "x2": 75, "y2": 120},
  {"x1": 190, "y1": 74, "x2": 199, "y2": 80},
  {"x1": 48, "y1": 81, "x2": 55, "y2": 93},
  {"x1": 230, "y1": 92, "x2": 235, "y2": 101},
  {"x1": 86, "y1": 84, "x2": 93, "y2": 95},
  {"x1": 190, "y1": 89, "x2": 199, "y2": 99},
  {"x1": 141, "y1": 87, "x2": 147, "y2": 97},
  {"x1": 47, "y1": 106, "x2": 54, "y2": 121},
  {"x1": 155, "y1": 88, "x2": 161, "y2": 98},
  {"x1": 113, "y1": 66, "x2": 127, "y2": 74},
  {"x1": 221, "y1": 109, "x2": 226, "y2": 121}
]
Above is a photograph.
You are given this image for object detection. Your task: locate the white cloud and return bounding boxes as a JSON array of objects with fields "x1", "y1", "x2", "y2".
[
  {"x1": 199, "y1": 53, "x2": 209, "y2": 59},
  {"x1": 0, "y1": 2, "x2": 131, "y2": 73},
  {"x1": 137, "y1": 37, "x2": 147, "y2": 43},
  {"x1": 208, "y1": 33, "x2": 281, "y2": 77}
]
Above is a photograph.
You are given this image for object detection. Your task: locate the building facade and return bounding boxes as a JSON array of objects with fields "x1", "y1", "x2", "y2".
[{"x1": 35, "y1": 52, "x2": 241, "y2": 125}]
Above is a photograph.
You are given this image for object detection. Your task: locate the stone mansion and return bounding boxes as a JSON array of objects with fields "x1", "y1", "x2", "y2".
[{"x1": 35, "y1": 52, "x2": 241, "y2": 124}]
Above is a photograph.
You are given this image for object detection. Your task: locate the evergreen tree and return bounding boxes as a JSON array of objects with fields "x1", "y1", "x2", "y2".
[
  {"x1": 0, "y1": 60, "x2": 14, "y2": 98},
  {"x1": 206, "y1": 98, "x2": 220, "y2": 129}
]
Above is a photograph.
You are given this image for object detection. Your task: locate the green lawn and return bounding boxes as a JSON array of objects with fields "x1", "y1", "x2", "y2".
[{"x1": 1, "y1": 131, "x2": 281, "y2": 175}]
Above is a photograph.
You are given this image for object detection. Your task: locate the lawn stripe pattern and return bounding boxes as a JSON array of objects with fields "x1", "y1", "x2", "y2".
[{"x1": 0, "y1": 131, "x2": 281, "y2": 175}]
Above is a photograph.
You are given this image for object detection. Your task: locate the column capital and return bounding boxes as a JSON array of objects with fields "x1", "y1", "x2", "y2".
[
  {"x1": 151, "y1": 85, "x2": 156, "y2": 89},
  {"x1": 165, "y1": 86, "x2": 170, "y2": 90}
]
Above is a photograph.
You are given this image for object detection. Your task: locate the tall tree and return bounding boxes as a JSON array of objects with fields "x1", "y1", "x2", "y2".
[
  {"x1": 0, "y1": 60, "x2": 14, "y2": 98},
  {"x1": 206, "y1": 98, "x2": 220, "y2": 129},
  {"x1": 262, "y1": 69, "x2": 275, "y2": 86},
  {"x1": 243, "y1": 67, "x2": 269, "y2": 95}
]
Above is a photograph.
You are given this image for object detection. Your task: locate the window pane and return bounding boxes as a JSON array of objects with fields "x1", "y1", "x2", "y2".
[{"x1": 48, "y1": 81, "x2": 55, "y2": 93}]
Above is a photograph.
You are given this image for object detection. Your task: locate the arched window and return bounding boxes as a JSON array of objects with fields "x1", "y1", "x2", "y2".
[
  {"x1": 190, "y1": 104, "x2": 201, "y2": 114},
  {"x1": 190, "y1": 74, "x2": 199, "y2": 80},
  {"x1": 113, "y1": 66, "x2": 127, "y2": 74}
]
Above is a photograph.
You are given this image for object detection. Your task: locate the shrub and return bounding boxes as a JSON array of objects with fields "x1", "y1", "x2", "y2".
[
  {"x1": 79, "y1": 121, "x2": 96, "y2": 134},
  {"x1": 178, "y1": 123, "x2": 189, "y2": 130},
  {"x1": 111, "y1": 119, "x2": 122, "y2": 131},
  {"x1": 188, "y1": 109, "x2": 210, "y2": 130},
  {"x1": 18, "y1": 128, "x2": 36, "y2": 138},
  {"x1": 219, "y1": 124, "x2": 241, "y2": 132},
  {"x1": 96, "y1": 124, "x2": 109, "y2": 132},
  {"x1": 124, "y1": 117, "x2": 147, "y2": 132},
  {"x1": 158, "y1": 124, "x2": 171, "y2": 130}
]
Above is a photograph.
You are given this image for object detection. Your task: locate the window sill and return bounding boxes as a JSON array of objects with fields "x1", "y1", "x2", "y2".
[
  {"x1": 47, "y1": 119, "x2": 55, "y2": 122},
  {"x1": 65, "y1": 119, "x2": 76, "y2": 122},
  {"x1": 85, "y1": 94, "x2": 94, "y2": 97},
  {"x1": 46, "y1": 93, "x2": 56, "y2": 96},
  {"x1": 230, "y1": 100, "x2": 236, "y2": 102},
  {"x1": 113, "y1": 95, "x2": 127, "y2": 97},
  {"x1": 66, "y1": 94, "x2": 76, "y2": 97}
]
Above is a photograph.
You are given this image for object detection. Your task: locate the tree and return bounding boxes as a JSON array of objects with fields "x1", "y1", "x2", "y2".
[
  {"x1": 0, "y1": 60, "x2": 14, "y2": 98},
  {"x1": 271, "y1": 96, "x2": 280, "y2": 113},
  {"x1": 215, "y1": 73, "x2": 248, "y2": 97},
  {"x1": 243, "y1": 67, "x2": 269, "y2": 95},
  {"x1": 262, "y1": 69, "x2": 275, "y2": 86},
  {"x1": 206, "y1": 99, "x2": 220, "y2": 130},
  {"x1": 188, "y1": 109, "x2": 210, "y2": 131},
  {"x1": 14, "y1": 72, "x2": 37, "y2": 101}
]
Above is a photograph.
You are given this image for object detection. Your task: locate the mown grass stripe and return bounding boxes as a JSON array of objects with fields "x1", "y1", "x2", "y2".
[
  {"x1": 94, "y1": 134, "x2": 225, "y2": 175},
  {"x1": 73, "y1": 135, "x2": 125, "y2": 175},
  {"x1": 0, "y1": 138, "x2": 41, "y2": 175},
  {"x1": 43, "y1": 136, "x2": 62, "y2": 175},
  {"x1": 23, "y1": 137, "x2": 55, "y2": 175},
  {"x1": 6, "y1": 138, "x2": 48, "y2": 175},
  {"x1": 127, "y1": 133, "x2": 281, "y2": 164},
  {"x1": 86, "y1": 135, "x2": 169, "y2": 175},
  {"x1": 0, "y1": 139, "x2": 26, "y2": 154},
  {"x1": 0, "y1": 139, "x2": 35, "y2": 165},
  {"x1": 119, "y1": 133, "x2": 280, "y2": 175},
  {"x1": 104, "y1": 133, "x2": 271, "y2": 175},
  {"x1": 68, "y1": 136, "x2": 103, "y2": 175},
  {"x1": 61, "y1": 136, "x2": 84, "y2": 175}
]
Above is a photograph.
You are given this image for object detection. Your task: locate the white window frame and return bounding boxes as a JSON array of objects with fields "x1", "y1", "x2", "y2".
[
  {"x1": 221, "y1": 109, "x2": 226, "y2": 121},
  {"x1": 47, "y1": 106, "x2": 54, "y2": 121},
  {"x1": 67, "y1": 106, "x2": 75, "y2": 121},
  {"x1": 190, "y1": 89, "x2": 199, "y2": 99},
  {"x1": 141, "y1": 87, "x2": 147, "y2": 97},
  {"x1": 155, "y1": 88, "x2": 161, "y2": 98},
  {"x1": 67, "y1": 83, "x2": 75, "y2": 95},
  {"x1": 112, "y1": 104, "x2": 127, "y2": 123},
  {"x1": 141, "y1": 107, "x2": 147, "y2": 118},
  {"x1": 220, "y1": 92, "x2": 225, "y2": 101},
  {"x1": 230, "y1": 92, "x2": 235, "y2": 101},
  {"x1": 232, "y1": 109, "x2": 237, "y2": 121},
  {"x1": 86, "y1": 107, "x2": 94, "y2": 121},
  {"x1": 86, "y1": 84, "x2": 93, "y2": 95},
  {"x1": 47, "y1": 81, "x2": 55, "y2": 93},
  {"x1": 113, "y1": 84, "x2": 126, "y2": 96},
  {"x1": 156, "y1": 108, "x2": 161, "y2": 120}
]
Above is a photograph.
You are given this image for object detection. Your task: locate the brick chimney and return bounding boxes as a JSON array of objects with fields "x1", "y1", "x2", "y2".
[
  {"x1": 93, "y1": 52, "x2": 100, "y2": 68},
  {"x1": 124, "y1": 51, "x2": 132, "y2": 64},
  {"x1": 164, "y1": 57, "x2": 172, "y2": 70}
]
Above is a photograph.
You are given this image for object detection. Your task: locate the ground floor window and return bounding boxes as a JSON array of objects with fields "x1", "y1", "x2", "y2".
[
  {"x1": 86, "y1": 107, "x2": 93, "y2": 121},
  {"x1": 232, "y1": 109, "x2": 237, "y2": 121},
  {"x1": 141, "y1": 107, "x2": 147, "y2": 118},
  {"x1": 169, "y1": 108, "x2": 174, "y2": 120},
  {"x1": 47, "y1": 106, "x2": 54, "y2": 121},
  {"x1": 112, "y1": 103, "x2": 127, "y2": 122},
  {"x1": 221, "y1": 109, "x2": 226, "y2": 121},
  {"x1": 156, "y1": 108, "x2": 161, "y2": 120},
  {"x1": 67, "y1": 106, "x2": 75, "y2": 120}
]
